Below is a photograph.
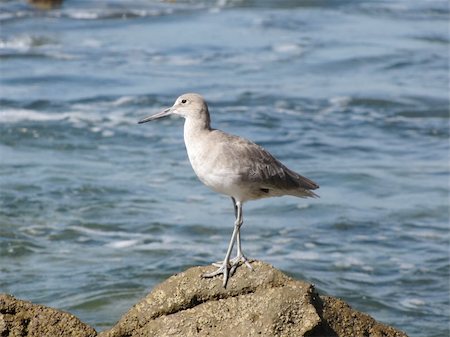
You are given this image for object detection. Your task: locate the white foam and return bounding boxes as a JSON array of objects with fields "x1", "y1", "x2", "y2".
[
  {"x1": 1, "y1": 98, "x2": 147, "y2": 130},
  {"x1": 329, "y1": 96, "x2": 352, "y2": 106},
  {"x1": 72, "y1": 225, "x2": 143, "y2": 239},
  {"x1": 319, "y1": 96, "x2": 352, "y2": 115},
  {"x1": 414, "y1": 230, "x2": 441, "y2": 240},
  {"x1": 272, "y1": 43, "x2": 303, "y2": 55},
  {"x1": 0, "y1": 12, "x2": 13, "y2": 21},
  {"x1": 101, "y1": 129, "x2": 115, "y2": 137},
  {"x1": 361, "y1": 265, "x2": 374, "y2": 272},
  {"x1": 400, "y1": 298, "x2": 425, "y2": 309},
  {"x1": 80, "y1": 38, "x2": 102, "y2": 48},
  {"x1": 0, "y1": 109, "x2": 68, "y2": 123},
  {"x1": 399, "y1": 263, "x2": 415, "y2": 270},
  {"x1": 167, "y1": 55, "x2": 202, "y2": 66},
  {"x1": 0, "y1": 35, "x2": 33, "y2": 50},
  {"x1": 296, "y1": 203, "x2": 310, "y2": 210},
  {"x1": 333, "y1": 255, "x2": 364, "y2": 268},
  {"x1": 112, "y1": 96, "x2": 136, "y2": 106},
  {"x1": 0, "y1": 103, "x2": 124, "y2": 129},
  {"x1": 186, "y1": 195, "x2": 206, "y2": 202},
  {"x1": 105, "y1": 239, "x2": 139, "y2": 249},
  {"x1": 288, "y1": 250, "x2": 320, "y2": 261},
  {"x1": 304, "y1": 242, "x2": 316, "y2": 249},
  {"x1": 45, "y1": 51, "x2": 76, "y2": 60},
  {"x1": 66, "y1": 10, "x2": 99, "y2": 20}
]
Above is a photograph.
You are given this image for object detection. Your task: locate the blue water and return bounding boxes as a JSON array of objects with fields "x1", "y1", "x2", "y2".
[{"x1": 0, "y1": 1, "x2": 448, "y2": 336}]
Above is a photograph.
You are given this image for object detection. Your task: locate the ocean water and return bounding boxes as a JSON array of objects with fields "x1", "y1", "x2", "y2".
[{"x1": 0, "y1": 0, "x2": 448, "y2": 336}]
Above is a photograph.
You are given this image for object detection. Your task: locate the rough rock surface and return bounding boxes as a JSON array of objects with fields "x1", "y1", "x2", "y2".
[
  {"x1": 319, "y1": 296, "x2": 408, "y2": 337},
  {"x1": 99, "y1": 261, "x2": 408, "y2": 337},
  {"x1": 0, "y1": 261, "x2": 408, "y2": 337},
  {"x1": 0, "y1": 293, "x2": 96, "y2": 337}
]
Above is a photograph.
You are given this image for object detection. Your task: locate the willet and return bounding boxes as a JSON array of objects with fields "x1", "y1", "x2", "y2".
[{"x1": 138, "y1": 93, "x2": 319, "y2": 287}]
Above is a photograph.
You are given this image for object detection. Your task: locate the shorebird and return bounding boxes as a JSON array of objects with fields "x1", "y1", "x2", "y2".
[{"x1": 138, "y1": 93, "x2": 319, "y2": 287}]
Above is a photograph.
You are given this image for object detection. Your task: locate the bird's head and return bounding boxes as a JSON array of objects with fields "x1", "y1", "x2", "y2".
[{"x1": 138, "y1": 93, "x2": 209, "y2": 124}]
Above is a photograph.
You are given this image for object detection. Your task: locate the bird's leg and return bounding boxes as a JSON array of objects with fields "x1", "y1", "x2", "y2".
[
  {"x1": 203, "y1": 201, "x2": 243, "y2": 288},
  {"x1": 212, "y1": 197, "x2": 239, "y2": 267},
  {"x1": 232, "y1": 196, "x2": 238, "y2": 218},
  {"x1": 229, "y1": 198, "x2": 252, "y2": 273},
  {"x1": 233, "y1": 227, "x2": 253, "y2": 271},
  {"x1": 213, "y1": 198, "x2": 252, "y2": 270}
]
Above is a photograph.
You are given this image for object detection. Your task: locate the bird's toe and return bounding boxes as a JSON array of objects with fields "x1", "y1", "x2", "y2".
[{"x1": 202, "y1": 262, "x2": 232, "y2": 288}]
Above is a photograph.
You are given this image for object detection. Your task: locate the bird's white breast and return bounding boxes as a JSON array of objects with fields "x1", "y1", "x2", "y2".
[{"x1": 184, "y1": 124, "x2": 247, "y2": 199}]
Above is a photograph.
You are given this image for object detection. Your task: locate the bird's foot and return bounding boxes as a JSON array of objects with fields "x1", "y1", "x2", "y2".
[
  {"x1": 212, "y1": 254, "x2": 253, "y2": 272},
  {"x1": 233, "y1": 254, "x2": 253, "y2": 270},
  {"x1": 203, "y1": 254, "x2": 253, "y2": 288},
  {"x1": 202, "y1": 261, "x2": 231, "y2": 288}
]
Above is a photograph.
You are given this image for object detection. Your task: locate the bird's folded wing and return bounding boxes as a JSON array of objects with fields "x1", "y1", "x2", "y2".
[{"x1": 225, "y1": 136, "x2": 319, "y2": 192}]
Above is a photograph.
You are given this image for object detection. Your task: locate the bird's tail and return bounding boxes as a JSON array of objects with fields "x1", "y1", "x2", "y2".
[{"x1": 285, "y1": 169, "x2": 319, "y2": 198}]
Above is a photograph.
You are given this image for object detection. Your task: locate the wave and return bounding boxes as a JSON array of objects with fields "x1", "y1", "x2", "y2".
[
  {"x1": 0, "y1": 34, "x2": 77, "y2": 60},
  {"x1": 0, "y1": 5, "x2": 177, "y2": 23},
  {"x1": 0, "y1": 94, "x2": 149, "y2": 125},
  {"x1": 58, "y1": 7, "x2": 175, "y2": 21},
  {"x1": 0, "y1": 108, "x2": 70, "y2": 123},
  {"x1": 0, "y1": 35, "x2": 56, "y2": 50}
]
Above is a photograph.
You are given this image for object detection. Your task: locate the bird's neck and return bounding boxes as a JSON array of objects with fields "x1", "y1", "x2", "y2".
[
  {"x1": 183, "y1": 108, "x2": 212, "y2": 137},
  {"x1": 183, "y1": 112, "x2": 212, "y2": 159}
]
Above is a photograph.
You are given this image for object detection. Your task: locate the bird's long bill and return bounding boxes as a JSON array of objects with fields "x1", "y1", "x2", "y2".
[{"x1": 138, "y1": 107, "x2": 172, "y2": 124}]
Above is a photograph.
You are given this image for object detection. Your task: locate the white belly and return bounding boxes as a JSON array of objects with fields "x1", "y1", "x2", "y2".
[
  {"x1": 184, "y1": 135, "x2": 246, "y2": 199},
  {"x1": 187, "y1": 146, "x2": 237, "y2": 194}
]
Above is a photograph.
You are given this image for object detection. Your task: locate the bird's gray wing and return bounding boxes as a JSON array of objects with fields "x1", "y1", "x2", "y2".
[{"x1": 220, "y1": 133, "x2": 319, "y2": 193}]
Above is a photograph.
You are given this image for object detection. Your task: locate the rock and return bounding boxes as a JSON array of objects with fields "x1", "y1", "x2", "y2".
[
  {"x1": 0, "y1": 261, "x2": 408, "y2": 337},
  {"x1": 28, "y1": 0, "x2": 63, "y2": 10},
  {"x1": 99, "y1": 261, "x2": 408, "y2": 337},
  {"x1": 319, "y1": 296, "x2": 408, "y2": 337},
  {"x1": 0, "y1": 293, "x2": 96, "y2": 337}
]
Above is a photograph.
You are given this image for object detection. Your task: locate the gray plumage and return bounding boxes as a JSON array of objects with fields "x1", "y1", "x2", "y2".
[
  {"x1": 198, "y1": 129, "x2": 318, "y2": 200},
  {"x1": 139, "y1": 93, "x2": 319, "y2": 287}
]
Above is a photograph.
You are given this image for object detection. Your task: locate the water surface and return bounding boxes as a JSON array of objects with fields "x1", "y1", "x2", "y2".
[{"x1": 0, "y1": 1, "x2": 449, "y2": 336}]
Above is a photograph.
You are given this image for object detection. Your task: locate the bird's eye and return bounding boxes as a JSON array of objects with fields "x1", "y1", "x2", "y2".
[{"x1": 181, "y1": 99, "x2": 187, "y2": 104}]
